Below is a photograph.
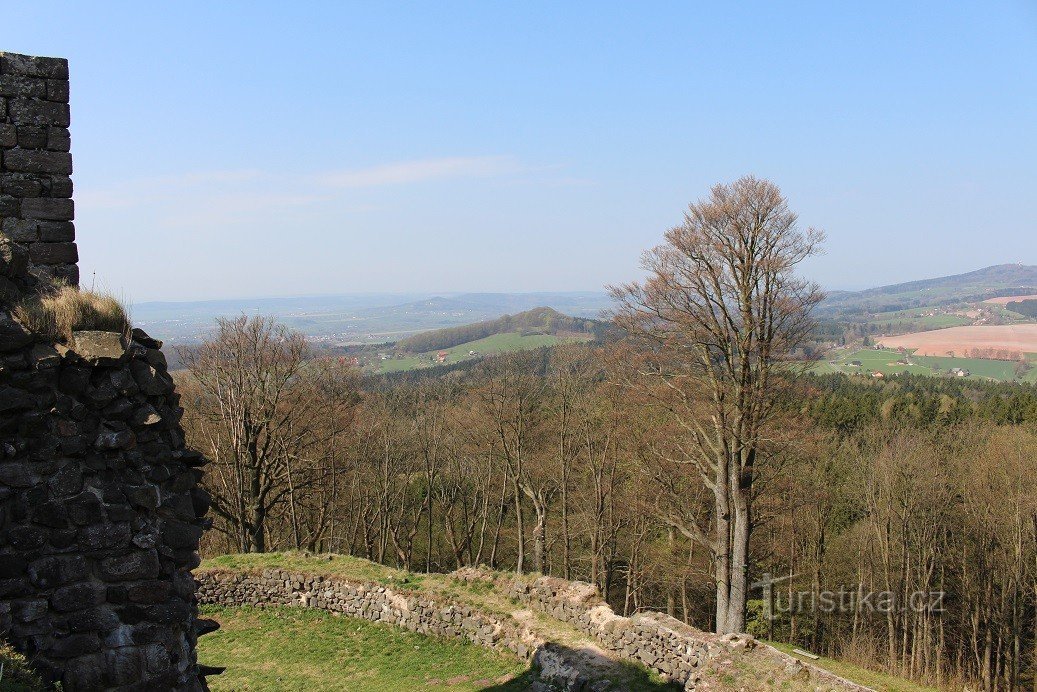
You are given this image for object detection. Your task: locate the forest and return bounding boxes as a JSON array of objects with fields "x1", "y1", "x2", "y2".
[
  {"x1": 176, "y1": 318, "x2": 1037, "y2": 691},
  {"x1": 176, "y1": 179, "x2": 1037, "y2": 691}
]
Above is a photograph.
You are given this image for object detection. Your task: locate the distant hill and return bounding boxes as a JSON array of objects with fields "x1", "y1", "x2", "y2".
[
  {"x1": 396, "y1": 306, "x2": 609, "y2": 353},
  {"x1": 133, "y1": 291, "x2": 613, "y2": 345},
  {"x1": 818, "y1": 264, "x2": 1037, "y2": 315}
]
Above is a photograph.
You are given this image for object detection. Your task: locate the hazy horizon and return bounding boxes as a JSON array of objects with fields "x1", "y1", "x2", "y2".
[{"x1": 7, "y1": 2, "x2": 1037, "y2": 302}]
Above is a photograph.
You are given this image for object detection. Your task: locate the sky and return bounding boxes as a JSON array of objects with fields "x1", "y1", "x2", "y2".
[{"x1": 4, "y1": 1, "x2": 1036, "y2": 302}]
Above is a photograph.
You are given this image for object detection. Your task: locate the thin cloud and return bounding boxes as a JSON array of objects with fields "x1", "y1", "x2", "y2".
[{"x1": 318, "y1": 156, "x2": 519, "y2": 188}]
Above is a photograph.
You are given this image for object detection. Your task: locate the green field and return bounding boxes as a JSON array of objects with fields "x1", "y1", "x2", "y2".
[
  {"x1": 864, "y1": 307, "x2": 974, "y2": 333},
  {"x1": 198, "y1": 606, "x2": 528, "y2": 691},
  {"x1": 377, "y1": 331, "x2": 589, "y2": 373},
  {"x1": 816, "y1": 349, "x2": 1034, "y2": 382}
]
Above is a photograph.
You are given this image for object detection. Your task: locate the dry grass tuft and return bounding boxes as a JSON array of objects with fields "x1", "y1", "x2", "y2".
[
  {"x1": 14, "y1": 285, "x2": 130, "y2": 342},
  {"x1": 0, "y1": 640, "x2": 45, "y2": 690}
]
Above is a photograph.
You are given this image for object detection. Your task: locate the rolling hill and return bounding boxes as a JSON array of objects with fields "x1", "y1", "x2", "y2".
[
  {"x1": 396, "y1": 306, "x2": 608, "y2": 352},
  {"x1": 818, "y1": 264, "x2": 1037, "y2": 316},
  {"x1": 363, "y1": 307, "x2": 608, "y2": 374}
]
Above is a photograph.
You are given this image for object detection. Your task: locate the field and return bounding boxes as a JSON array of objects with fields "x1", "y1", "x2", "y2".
[
  {"x1": 863, "y1": 307, "x2": 974, "y2": 333},
  {"x1": 816, "y1": 348, "x2": 1036, "y2": 382},
  {"x1": 377, "y1": 332, "x2": 590, "y2": 373},
  {"x1": 197, "y1": 606, "x2": 528, "y2": 691},
  {"x1": 983, "y1": 294, "x2": 1037, "y2": 305},
  {"x1": 876, "y1": 324, "x2": 1037, "y2": 357}
]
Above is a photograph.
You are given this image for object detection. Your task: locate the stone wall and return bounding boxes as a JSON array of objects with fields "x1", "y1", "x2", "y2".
[
  {"x1": 197, "y1": 567, "x2": 870, "y2": 691},
  {"x1": 0, "y1": 52, "x2": 209, "y2": 690},
  {"x1": 496, "y1": 573, "x2": 869, "y2": 691},
  {"x1": 197, "y1": 569, "x2": 541, "y2": 659},
  {"x1": 0, "y1": 52, "x2": 78, "y2": 288}
]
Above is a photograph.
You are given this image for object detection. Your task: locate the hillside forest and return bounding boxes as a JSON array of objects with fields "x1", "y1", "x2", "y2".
[{"x1": 174, "y1": 178, "x2": 1037, "y2": 691}]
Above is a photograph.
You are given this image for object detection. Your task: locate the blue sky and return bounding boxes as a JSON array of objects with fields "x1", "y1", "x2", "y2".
[{"x1": 5, "y1": 1, "x2": 1036, "y2": 301}]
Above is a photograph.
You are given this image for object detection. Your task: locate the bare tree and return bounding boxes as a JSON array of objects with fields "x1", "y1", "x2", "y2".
[
  {"x1": 610, "y1": 175, "x2": 823, "y2": 633},
  {"x1": 180, "y1": 315, "x2": 356, "y2": 553}
]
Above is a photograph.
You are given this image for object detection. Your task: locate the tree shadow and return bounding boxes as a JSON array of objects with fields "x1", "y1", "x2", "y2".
[{"x1": 479, "y1": 642, "x2": 682, "y2": 691}]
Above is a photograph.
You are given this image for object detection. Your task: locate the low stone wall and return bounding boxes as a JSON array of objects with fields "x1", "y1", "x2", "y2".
[
  {"x1": 197, "y1": 569, "x2": 541, "y2": 660},
  {"x1": 198, "y1": 567, "x2": 870, "y2": 691},
  {"x1": 492, "y1": 572, "x2": 868, "y2": 691}
]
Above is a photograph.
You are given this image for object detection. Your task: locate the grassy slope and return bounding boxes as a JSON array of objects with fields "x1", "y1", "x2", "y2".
[
  {"x1": 766, "y1": 642, "x2": 936, "y2": 692},
  {"x1": 377, "y1": 332, "x2": 588, "y2": 373},
  {"x1": 198, "y1": 606, "x2": 527, "y2": 691}
]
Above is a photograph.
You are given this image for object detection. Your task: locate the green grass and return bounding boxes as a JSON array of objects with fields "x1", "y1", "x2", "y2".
[
  {"x1": 911, "y1": 354, "x2": 1021, "y2": 380},
  {"x1": 815, "y1": 348, "x2": 1032, "y2": 382},
  {"x1": 198, "y1": 606, "x2": 527, "y2": 691},
  {"x1": 765, "y1": 641, "x2": 937, "y2": 692},
  {"x1": 376, "y1": 331, "x2": 590, "y2": 373}
]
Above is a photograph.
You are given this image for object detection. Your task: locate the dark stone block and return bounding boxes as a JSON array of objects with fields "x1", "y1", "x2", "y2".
[
  {"x1": 7, "y1": 97, "x2": 71, "y2": 127},
  {"x1": 33, "y1": 500, "x2": 70, "y2": 528},
  {"x1": 28, "y1": 555, "x2": 88, "y2": 588},
  {"x1": 99, "y1": 549, "x2": 159, "y2": 582},
  {"x1": 126, "y1": 580, "x2": 172, "y2": 604},
  {"x1": 59, "y1": 367, "x2": 91, "y2": 395},
  {"x1": 50, "y1": 633, "x2": 100, "y2": 658},
  {"x1": 2, "y1": 149, "x2": 73, "y2": 175},
  {"x1": 16, "y1": 124, "x2": 48, "y2": 148},
  {"x1": 79, "y1": 522, "x2": 130, "y2": 550},
  {"x1": 6, "y1": 525, "x2": 46, "y2": 551},
  {"x1": 130, "y1": 361, "x2": 170, "y2": 396},
  {"x1": 29, "y1": 241, "x2": 78, "y2": 265},
  {"x1": 51, "y1": 582, "x2": 106, "y2": 612},
  {"x1": 0, "y1": 461, "x2": 37, "y2": 488},
  {"x1": 14, "y1": 598, "x2": 48, "y2": 622},
  {"x1": 68, "y1": 492, "x2": 105, "y2": 525},
  {"x1": 95, "y1": 429, "x2": 135, "y2": 450},
  {"x1": 0, "y1": 75, "x2": 47, "y2": 98},
  {"x1": 0, "y1": 53, "x2": 69, "y2": 79},
  {"x1": 160, "y1": 520, "x2": 203, "y2": 550},
  {"x1": 104, "y1": 644, "x2": 144, "y2": 685},
  {"x1": 0, "y1": 555, "x2": 29, "y2": 579},
  {"x1": 47, "y1": 128, "x2": 71, "y2": 153},
  {"x1": 47, "y1": 79, "x2": 70, "y2": 102},
  {"x1": 1, "y1": 218, "x2": 37, "y2": 242},
  {"x1": 38, "y1": 221, "x2": 75, "y2": 242},
  {"x1": 0, "y1": 173, "x2": 43, "y2": 197},
  {"x1": 48, "y1": 463, "x2": 84, "y2": 497},
  {"x1": 62, "y1": 653, "x2": 105, "y2": 690},
  {"x1": 125, "y1": 485, "x2": 159, "y2": 510},
  {"x1": 0, "y1": 578, "x2": 32, "y2": 598},
  {"x1": 68, "y1": 606, "x2": 120, "y2": 633},
  {"x1": 49, "y1": 175, "x2": 73, "y2": 197},
  {"x1": 21, "y1": 197, "x2": 74, "y2": 221}
]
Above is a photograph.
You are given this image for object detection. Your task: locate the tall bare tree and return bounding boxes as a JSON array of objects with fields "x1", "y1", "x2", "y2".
[{"x1": 610, "y1": 175, "x2": 823, "y2": 633}]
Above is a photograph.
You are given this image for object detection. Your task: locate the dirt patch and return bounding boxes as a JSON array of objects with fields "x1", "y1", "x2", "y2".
[
  {"x1": 877, "y1": 325, "x2": 1037, "y2": 356},
  {"x1": 983, "y1": 294, "x2": 1037, "y2": 305}
]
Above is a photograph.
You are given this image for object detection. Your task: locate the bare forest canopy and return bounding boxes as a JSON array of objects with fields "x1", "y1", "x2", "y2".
[
  {"x1": 818, "y1": 263, "x2": 1037, "y2": 316},
  {"x1": 180, "y1": 328, "x2": 1037, "y2": 691},
  {"x1": 394, "y1": 306, "x2": 611, "y2": 353}
]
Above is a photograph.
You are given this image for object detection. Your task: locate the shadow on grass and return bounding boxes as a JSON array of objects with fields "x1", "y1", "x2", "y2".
[{"x1": 480, "y1": 642, "x2": 682, "y2": 691}]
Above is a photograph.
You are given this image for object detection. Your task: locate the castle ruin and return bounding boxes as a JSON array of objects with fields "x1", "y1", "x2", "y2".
[{"x1": 1, "y1": 51, "x2": 211, "y2": 690}]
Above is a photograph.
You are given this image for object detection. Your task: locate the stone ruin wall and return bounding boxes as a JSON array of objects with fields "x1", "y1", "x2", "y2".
[
  {"x1": 196, "y1": 567, "x2": 870, "y2": 691},
  {"x1": 0, "y1": 52, "x2": 78, "y2": 291},
  {"x1": 1, "y1": 52, "x2": 210, "y2": 690}
]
